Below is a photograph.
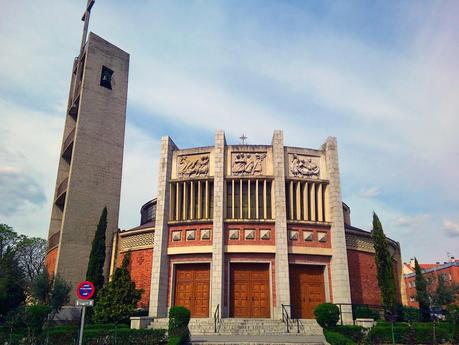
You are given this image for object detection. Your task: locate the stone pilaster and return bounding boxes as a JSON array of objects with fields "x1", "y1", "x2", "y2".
[
  {"x1": 324, "y1": 137, "x2": 353, "y2": 323},
  {"x1": 211, "y1": 130, "x2": 226, "y2": 317},
  {"x1": 272, "y1": 130, "x2": 291, "y2": 319},
  {"x1": 149, "y1": 136, "x2": 177, "y2": 317}
]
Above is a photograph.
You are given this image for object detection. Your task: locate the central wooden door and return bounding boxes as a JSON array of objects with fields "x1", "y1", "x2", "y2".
[
  {"x1": 289, "y1": 265, "x2": 326, "y2": 319},
  {"x1": 230, "y1": 263, "x2": 270, "y2": 318},
  {"x1": 174, "y1": 263, "x2": 210, "y2": 318}
]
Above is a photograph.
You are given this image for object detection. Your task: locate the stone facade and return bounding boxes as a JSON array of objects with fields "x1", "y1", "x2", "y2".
[{"x1": 45, "y1": 32, "x2": 129, "y2": 293}]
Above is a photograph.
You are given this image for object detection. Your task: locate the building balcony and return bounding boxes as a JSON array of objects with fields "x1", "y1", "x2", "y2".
[
  {"x1": 68, "y1": 95, "x2": 79, "y2": 120},
  {"x1": 61, "y1": 128, "x2": 75, "y2": 162},
  {"x1": 55, "y1": 177, "x2": 68, "y2": 209}
]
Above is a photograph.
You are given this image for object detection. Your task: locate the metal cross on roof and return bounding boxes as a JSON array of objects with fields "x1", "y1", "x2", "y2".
[{"x1": 240, "y1": 134, "x2": 248, "y2": 145}]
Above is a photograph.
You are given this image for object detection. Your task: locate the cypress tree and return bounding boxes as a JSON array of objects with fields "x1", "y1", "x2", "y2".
[
  {"x1": 371, "y1": 212, "x2": 397, "y2": 316},
  {"x1": 414, "y1": 258, "x2": 430, "y2": 321},
  {"x1": 86, "y1": 207, "x2": 107, "y2": 292}
]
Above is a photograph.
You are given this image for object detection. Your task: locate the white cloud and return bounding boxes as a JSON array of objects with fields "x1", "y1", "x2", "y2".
[
  {"x1": 358, "y1": 187, "x2": 380, "y2": 199},
  {"x1": 443, "y1": 219, "x2": 459, "y2": 238},
  {"x1": 393, "y1": 214, "x2": 431, "y2": 228}
]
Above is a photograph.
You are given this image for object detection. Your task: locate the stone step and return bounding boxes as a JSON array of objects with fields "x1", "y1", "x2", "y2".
[
  {"x1": 191, "y1": 334, "x2": 328, "y2": 345},
  {"x1": 149, "y1": 318, "x2": 324, "y2": 337}
]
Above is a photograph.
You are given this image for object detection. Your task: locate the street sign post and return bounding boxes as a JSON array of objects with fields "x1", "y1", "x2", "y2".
[{"x1": 76, "y1": 281, "x2": 95, "y2": 345}]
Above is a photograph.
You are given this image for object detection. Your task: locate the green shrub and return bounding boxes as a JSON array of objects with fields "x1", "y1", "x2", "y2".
[
  {"x1": 447, "y1": 304, "x2": 459, "y2": 323},
  {"x1": 332, "y1": 325, "x2": 365, "y2": 343},
  {"x1": 168, "y1": 335, "x2": 182, "y2": 345},
  {"x1": 366, "y1": 322, "x2": 451, "y2": 344},
  {"x1": 401, "y1": 306, "x2": 420, "y2": 322},
  {"x1": 324, "y1": 330, "x2": 355, "y2": 345},
  {"x1": 168, "y1": 306, "x2": 191, "y2": 344},
  {"x1": 0, "y1": 324, "x2": 166, "y2": 345},
  {"x1": 353, "y1": 306, "x2": 380, "y2": 320},
  {"x1": 314, "y1": 303, "x2": 340, "y2": 329}
]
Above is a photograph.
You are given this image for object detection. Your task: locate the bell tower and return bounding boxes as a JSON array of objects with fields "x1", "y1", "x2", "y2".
[{"x1": 46, "y1": 0, "x2": 129, "y2": 293}]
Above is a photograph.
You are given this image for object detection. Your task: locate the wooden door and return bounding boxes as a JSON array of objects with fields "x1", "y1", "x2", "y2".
[
  {"x1": 230, "y1": 263, "x2": 270, "y2": 318},
  {"x1": 289, "y1": 265, "x2": 325, "y2": 319},
  {"x1": 174, "y1": 263, "x2": 210, "y2": 318}
]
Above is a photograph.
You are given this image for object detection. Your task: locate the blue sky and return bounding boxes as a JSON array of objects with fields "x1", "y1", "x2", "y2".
[{"x1": 1, "y1": 1, "x2": 458, "y2": 263}]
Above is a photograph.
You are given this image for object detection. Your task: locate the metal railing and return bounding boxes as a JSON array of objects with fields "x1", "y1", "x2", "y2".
[
  {"x1": 281, "y1": 304, "x2": 292, "y2": 333},
  {"x1": 214, "y1": 304, "x2": 221, "y2": 333}
]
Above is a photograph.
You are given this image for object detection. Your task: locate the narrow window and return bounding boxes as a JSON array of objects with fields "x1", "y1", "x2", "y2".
[{"x1": 100, "y1": 65, "x2": 113, "y2": 89}]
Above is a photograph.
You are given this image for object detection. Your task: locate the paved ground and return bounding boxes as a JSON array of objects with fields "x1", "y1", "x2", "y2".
[{"x1": 191, "y1": 334, "x2": 327, "y2": 344}]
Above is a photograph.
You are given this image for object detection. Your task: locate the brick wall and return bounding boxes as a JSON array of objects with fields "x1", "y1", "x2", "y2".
[
  {"x1": 118, "y1": 249, "x2": 153, "y2": 309},
  {"x1": 45, "y1": 247, "x2": 58, "y2": 276},
  {"x1": 347, "y1": 249, "x2": 381, "y2": 305}
]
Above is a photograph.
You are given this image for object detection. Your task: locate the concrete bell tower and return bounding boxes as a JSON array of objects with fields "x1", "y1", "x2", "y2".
[{"x1": 46, "y1": 0, "x2": 129, "y2": 293}]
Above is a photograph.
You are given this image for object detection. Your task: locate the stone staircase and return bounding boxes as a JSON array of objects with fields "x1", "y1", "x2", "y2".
[{"x1": 149, "y1": 318, "x2": 328, "y2": 344}]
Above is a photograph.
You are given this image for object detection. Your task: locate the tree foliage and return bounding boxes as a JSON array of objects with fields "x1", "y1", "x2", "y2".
[
  {"x1": 30, "y1": 269, "x2": 71, "y2": 317},
  {"x1": 86, "y1": 207, "x2": 108, "y2": 292},
  {"x1": 15, "y1": 236, "x2": 47, "y2": 285},
  {"x1": 371, "y1": 213, "x2": 397, "y2": 315},
  {"x1": 0, "y1": 249, "x2": 25, "y2": 320},
  {"x1": 414, "y1": 258, "x2": 431, "y2": 321},
  {"x1": 430, "y1": 273, "x2": 459, "y2": 307},
  {"x1": 0, "y1": 225, "x2": 26, "y2": 319},
  {"x1": 93, "y1": 252, "x2": 143, "y2": 324}
]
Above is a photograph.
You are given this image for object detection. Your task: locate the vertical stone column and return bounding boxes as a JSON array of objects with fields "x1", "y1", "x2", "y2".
[
  {"x1": 149, "y1": 136, "x2": 177, "y2": 317},
  {"x1": 324, "y1": 137, "x2": 353, "y2": 323},
  {"x1": 211, "y1": 130, "x2": 226, "y2": 317},
  {"x1": 272, "y1": 130, "x2": 291, "y2": 319}
]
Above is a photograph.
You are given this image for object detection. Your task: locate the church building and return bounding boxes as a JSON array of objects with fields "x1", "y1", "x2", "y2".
[{"x1": 109, "y1": 132, "x2": 406, "y2": 322}]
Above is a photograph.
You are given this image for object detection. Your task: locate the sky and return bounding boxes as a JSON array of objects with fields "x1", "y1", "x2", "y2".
[{"x1": 0, "y1": 0, "x2": 458, "y2": 263}]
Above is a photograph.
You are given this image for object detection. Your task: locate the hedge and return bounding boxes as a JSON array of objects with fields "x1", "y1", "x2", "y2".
[
  {"x1": 324, "y1": 330, "x2": 355, "y2": 345},
  {"x1": 0, "y1": 325, "x2": 166, "y2": 345},
  {"x1": 366, "y1": 322, "x2": 452, "y2": 344},
  {"x1": 332, "y1": 325, "x2": 365, "y2": 343}
]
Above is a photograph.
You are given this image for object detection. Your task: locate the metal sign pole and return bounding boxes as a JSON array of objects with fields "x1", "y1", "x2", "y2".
[{"x1": 78, "y1": 305, "x2": 86, "y2": 345}]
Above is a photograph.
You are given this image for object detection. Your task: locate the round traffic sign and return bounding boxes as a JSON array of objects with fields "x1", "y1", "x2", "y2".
[{"x1": 77, "y1": 281, "x2": 95, "y2": 300}]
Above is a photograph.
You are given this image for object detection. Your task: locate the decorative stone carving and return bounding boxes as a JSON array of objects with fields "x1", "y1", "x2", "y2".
[
  {"x1": 232, "y1": 152, "x2": 266, "y2": 176},
  {"x1": 200, "y1": 229, "x2": 211, "y2": 240},
  {"x1": 244, "y1": 229, "x2": 256, "y2": 240},
  {"x1": 178, "y1": 154, "x2": 209, "y2": 178},
  {"x1": 186, "y1": 229, "x2": 196, "y2": 241},
  {"x1": 303, "y1": 231, "x2": 313, "y2": 241},
  {"x1": 289, "y1": 230, "x2": 299, "y2": 241},
  {"x1": 318, "y1": 232, "x2": 327, "y2": 242},
  {"x1": 172, "y1": 231, "x2": 181, "y2": 242},
  {"x1": 229, "y1": 229, "x2": 240, "y2": 240},
  {"x1": 260, "y1": 229, "x2": 271, "y2": 240},
  {"x1": 289, "y1": 154, "x2": 320, "y2": 178}
]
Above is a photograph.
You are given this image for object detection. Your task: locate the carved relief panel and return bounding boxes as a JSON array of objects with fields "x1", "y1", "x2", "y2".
[
  {"x1": 231, "y1": 152, "x2": 267, "y2": 176},
  {"x1": 177, "y1": 153, "x2": 210, "y2": 178},
  {"x1": 288, "y1": 153, "x2": 320, "y2": 179}
]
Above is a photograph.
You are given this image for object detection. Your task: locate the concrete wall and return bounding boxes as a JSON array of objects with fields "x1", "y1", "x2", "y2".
[{"x1": 49, "y1": 33, "x2": 129, "y2": 293}]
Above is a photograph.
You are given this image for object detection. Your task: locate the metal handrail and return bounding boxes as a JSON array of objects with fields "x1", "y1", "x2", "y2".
[
  {"x1": 281, "y1": 304, "x2": 291, "y2": 333},
  {"x1": 214, "y1": 304, "x2": 221, "y2": 333}
]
